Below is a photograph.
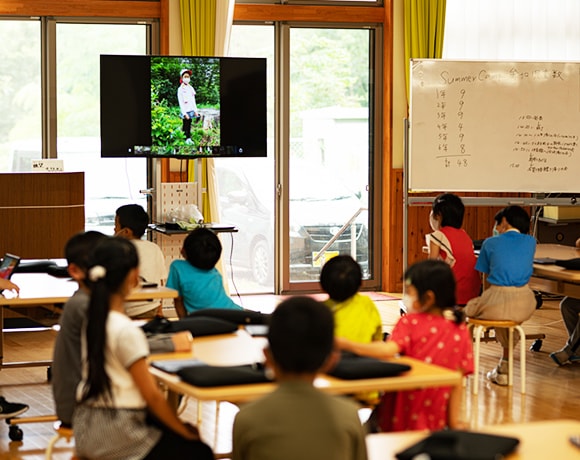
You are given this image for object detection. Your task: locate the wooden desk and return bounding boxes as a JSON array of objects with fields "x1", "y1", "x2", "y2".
[
  {"x1": 0, "y1": 272, "x2": 178, "y2": 370},
  {"x1": 530, "y1": 244, "x2": 580, "y2": 298},
  {"x1": 150, "y1": 330, "x2": 463, "y2": 409},
  {"x1": 366, "y1": 419, "x2": 580, "y2": 460}
]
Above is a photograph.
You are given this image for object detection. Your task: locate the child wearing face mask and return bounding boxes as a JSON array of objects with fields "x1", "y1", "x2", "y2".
[
  {"x1": 426, "y1": 193, "x2": 481, "y2": 306},
  {"x1": 177, "y1": 69, "x2": 200, "y2": 144},
  {"x1": 336, "y1": 260, "x2": 474, "y2": 432},
  {"x1": 465, "y1": 205, "x2": 537, "y2": 386}
]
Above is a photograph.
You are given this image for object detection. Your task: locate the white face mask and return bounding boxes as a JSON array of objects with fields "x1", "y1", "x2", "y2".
[
  {"x1": 402, "y1": 293, "x2": 417, "y2": 312},
  {"x1": 492, "y1": 225, "x2": 500, "y2": 236},
  {"x1": 182, "y1": 77, "x2": 190, "y2": 84}
]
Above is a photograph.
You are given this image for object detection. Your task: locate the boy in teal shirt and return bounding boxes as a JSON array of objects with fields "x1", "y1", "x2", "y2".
[{"x1": 166, "y1": 228, "x2": 242, "y2": 317}]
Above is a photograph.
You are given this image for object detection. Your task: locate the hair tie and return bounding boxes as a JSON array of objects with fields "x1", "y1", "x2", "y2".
[{"x1": 88, "y1": 265, "x2": 107, "y2": 282}]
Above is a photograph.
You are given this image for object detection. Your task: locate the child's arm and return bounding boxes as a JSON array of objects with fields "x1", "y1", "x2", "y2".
[
  {"x1": 371, "y1": 325, "x2": 384, "y2": 342},
  {"x1": 173, "y1": 297, "x2": 188, "y2": 319},
  {"x1": 336, "y1": 337, "x2": 400, "y2": 359},
  {"x1": 129, "y1": 357, "x2": 199, "y2": 440},
  {"x1": 428, "y1": 239, "x2": 441, "y2": 259}
]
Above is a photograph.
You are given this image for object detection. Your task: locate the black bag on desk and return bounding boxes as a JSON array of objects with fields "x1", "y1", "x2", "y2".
[
  {"x1": 142, "y1": 315, "x2": 238, "y2": 337},
  {"x1": 328, "y1": 352, "x2": 412, "y2": 380},
  {"x1": 187, "y1": 308, "x2": 271, "y2": 325},
  {"x1": 14, "y1": 260, "x2": 57, "y2": 273},
  {"x1": 555, "y1": 258, "x2": 580, "y2": 270},
  {"x1": 177, "y1": 363, "x2": 270, "y2": 387},
  {"x1": 395, "y1": 430, "x2": 520, "y2": 460}
]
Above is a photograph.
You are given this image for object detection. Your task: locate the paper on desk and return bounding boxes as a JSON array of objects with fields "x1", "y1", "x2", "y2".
[{"x1": 193, "y1": 332, "x2": 267, "y2": 367}]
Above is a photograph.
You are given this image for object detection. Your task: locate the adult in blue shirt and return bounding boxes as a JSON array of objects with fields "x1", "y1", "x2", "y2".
[{"x1": 465, "y1": 206, "x2": 537, "y2": 386}]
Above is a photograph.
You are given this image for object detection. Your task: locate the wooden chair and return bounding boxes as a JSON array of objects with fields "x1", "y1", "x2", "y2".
[{"x1": 467, "y1": 318, "x2": 526, "y2": 395}]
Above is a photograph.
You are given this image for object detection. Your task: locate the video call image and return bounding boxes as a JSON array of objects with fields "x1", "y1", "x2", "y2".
[{"x1": 148, "y1": 56, "x2": 221, "y2": 156}]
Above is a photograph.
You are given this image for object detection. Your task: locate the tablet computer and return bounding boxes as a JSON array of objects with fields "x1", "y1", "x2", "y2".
[{"x1": 0, "y1": 253, "x2": 20, "y2": 280}]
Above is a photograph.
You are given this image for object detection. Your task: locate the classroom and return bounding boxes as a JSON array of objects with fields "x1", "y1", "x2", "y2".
[{"x1": 0, "y1": 0, "x2": 579, "y2": 459}]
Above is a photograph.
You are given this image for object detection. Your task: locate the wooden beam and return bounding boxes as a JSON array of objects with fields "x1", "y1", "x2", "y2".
[
  {"x1": 0, "y1": 0, "x2": 161, "y2": 18},
  {"x1": 234, "y1": 4, "x2": 385, "y2": 24}
]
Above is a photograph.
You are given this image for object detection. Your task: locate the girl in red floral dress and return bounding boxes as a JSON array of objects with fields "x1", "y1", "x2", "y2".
[{"x1": 337, "y1": 259, "x2": 474, "y2": 432}]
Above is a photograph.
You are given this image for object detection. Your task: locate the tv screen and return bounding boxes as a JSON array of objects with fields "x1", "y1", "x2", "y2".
[{"x1": 100, "y1": 54, "x2": 267, "y2": 158}]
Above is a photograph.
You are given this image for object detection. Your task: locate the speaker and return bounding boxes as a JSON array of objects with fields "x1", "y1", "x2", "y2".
[{"x1": 536, "y1": 219, "x2": 580, "y2": 246}]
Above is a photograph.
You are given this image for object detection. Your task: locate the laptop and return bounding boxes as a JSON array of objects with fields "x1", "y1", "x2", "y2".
[{"x1": 0, "y1": 253, "x2": 20, "y2": 281}]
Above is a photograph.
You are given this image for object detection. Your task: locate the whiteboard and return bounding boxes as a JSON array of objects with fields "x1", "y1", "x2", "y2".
[{"x1": 409, "y1": 59, "x2": 580, "y2": 193}]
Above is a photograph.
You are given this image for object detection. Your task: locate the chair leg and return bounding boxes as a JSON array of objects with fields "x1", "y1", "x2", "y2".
[
  {"x1": 45, "y1": 433, "x2": 61, "y2": 459},
  {"x1": 508, "y1": 327, "x2": 514, "y2": 387},
  {"x1": 516, "y1": 325, "x2": 526, "y2": 394},
  {"x1": 472, "y1": 325, "x2": 483, "y2": 395}
]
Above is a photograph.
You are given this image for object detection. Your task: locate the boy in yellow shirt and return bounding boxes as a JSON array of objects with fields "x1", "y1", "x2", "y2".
[{"x1": 320, "y1": 255, "x2": 383, "y2": 343}]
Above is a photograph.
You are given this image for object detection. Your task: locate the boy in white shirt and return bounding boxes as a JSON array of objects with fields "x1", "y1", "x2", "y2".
[{"x1": 115, "y1": 204, "x2": 167, "y2": 318}]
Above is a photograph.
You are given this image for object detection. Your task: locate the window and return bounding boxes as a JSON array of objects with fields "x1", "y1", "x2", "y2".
[
  {"x1": 0, "y1": 20, "x2": 41, "y2": 172},
  {"x1": 229, "y1": 22, "x2": 380, "y2": 294},
  {"x1": 56, "y1": 23, "x2": 149, "y2": 233},
  {"x1": 2, "y1": 18, "x2": 153, "y2": 234}
]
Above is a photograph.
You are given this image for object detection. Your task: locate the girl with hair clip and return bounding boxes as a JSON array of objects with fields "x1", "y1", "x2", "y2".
[
  {"x1": 337, "y1": 260, "x2": 474, "y2": 433},
  {"x1": 72, "y1": 237, "x2": 213, "y2": 460}
]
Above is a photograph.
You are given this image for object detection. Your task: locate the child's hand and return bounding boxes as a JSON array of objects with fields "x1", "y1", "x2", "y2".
[
  {"x1": 0, "y1": 279, "x2": 19, "y2": 294},
  {"x1": 171, "y1": 331, "x2": 193, "y2": 352}
]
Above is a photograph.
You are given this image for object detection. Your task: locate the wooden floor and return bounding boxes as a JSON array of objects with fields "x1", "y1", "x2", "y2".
[{"x1": 0, "y1": 293, "x2": 578, "y2": 459}]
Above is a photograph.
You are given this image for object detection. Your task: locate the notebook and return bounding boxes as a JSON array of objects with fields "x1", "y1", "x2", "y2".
[
  {"x1": 0, "y1": 253, "x2": 20, "y2": 280},
  {"x1": 244, "y1": 324, "x2": 269, "y2": 337}
]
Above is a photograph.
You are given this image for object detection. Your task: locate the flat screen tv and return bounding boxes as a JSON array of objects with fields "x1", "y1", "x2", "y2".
[{"x1": 100, "y1": 54, "x2": 267, "y2": 158}]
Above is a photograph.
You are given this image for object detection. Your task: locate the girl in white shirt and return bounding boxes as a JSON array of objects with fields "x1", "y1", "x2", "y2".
[{"x1": 73, "y1": 237, "x2": 213, "y2": 460}]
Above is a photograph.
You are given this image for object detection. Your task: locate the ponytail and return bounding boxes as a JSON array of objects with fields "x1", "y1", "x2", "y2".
[
  {"x1": 80, "y1": 237, "x2": 139, "y2": 403},
  {"x1": 82, "y1": 275, "x2": 112, "y2": 402}
]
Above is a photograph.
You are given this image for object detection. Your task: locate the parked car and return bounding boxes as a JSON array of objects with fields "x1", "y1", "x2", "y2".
[
  {"x1": 215, "y1": 163, "x2": 369, "y2": 284},
  {"x1": 215, "y1": 164, "x2": 274, "y2": 285},
  {"x1": 289, "y1": 171, "x2": 369, "y2": 280}
]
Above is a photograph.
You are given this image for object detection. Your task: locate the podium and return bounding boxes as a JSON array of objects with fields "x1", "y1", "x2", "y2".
[{"x1": 0, "y1": 172, "x2": 85, "y2": 259}]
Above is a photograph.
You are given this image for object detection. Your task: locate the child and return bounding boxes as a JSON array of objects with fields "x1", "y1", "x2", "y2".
[
  {"x1": 232, "y1": 296, "x2": 368, "y2": 460},
  {"x1": 52, "y1": 231, "x2": 191, "y2": 428},
  {"x1": 320, "y1": 255, "x2": 382, "y2": 343},
  {"x1": 166, "y1": 227, "x2": 242, "y2": 317},
  {"x1": 465, "y1": 205, "x2": 537, "y2": 385},
  {"x1": 320, "y1": 255, "x2": 382, "y2": 404},
  {"x1": 337, "y1": 260, "x2": 473, "y2": 432},
  {"x1": 115, "y1": 204, "x2": 167, "y2": 318},
  {"x1": 426, "y1": 193, "x2": 481, "y2": 306},
  {"x1": 177, "y1": 68, "x2": 200, "y2": 144},
  {"x1": 73, "y1": 237, "x2": 213, "y2": 460}
]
